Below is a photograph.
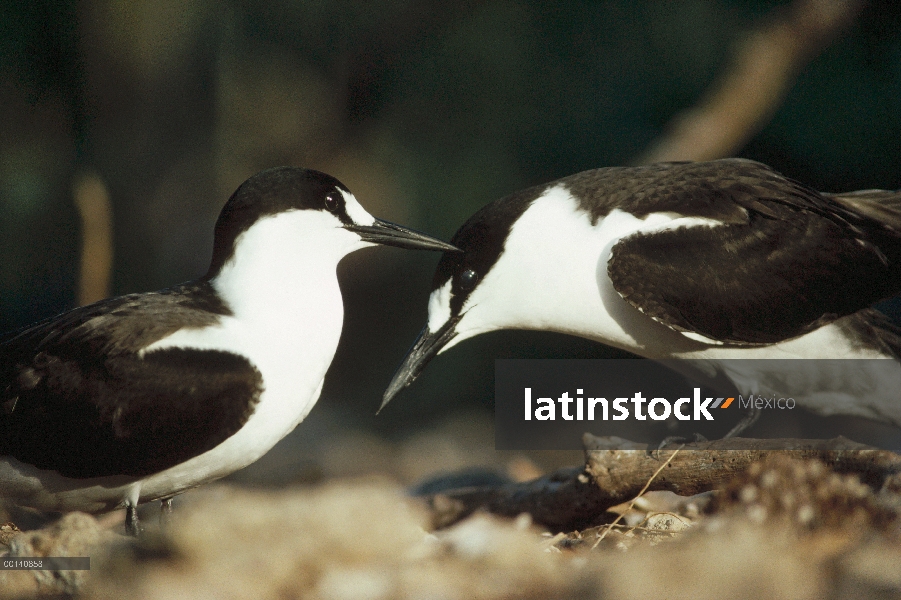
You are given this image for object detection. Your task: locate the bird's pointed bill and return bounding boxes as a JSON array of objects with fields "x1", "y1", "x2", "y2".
[
  {"x1": 380, "y1": 316, "x2": 461, "y2": 411},
  {"x1": 346, "y1": 219, "x2": 460, "y2": 252}
]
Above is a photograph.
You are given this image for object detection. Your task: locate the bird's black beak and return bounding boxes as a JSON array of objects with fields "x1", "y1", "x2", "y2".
[
  {"x1": 346, "y1": 219, "x2": 460, "y2": 252},
  {"x1": 380, "y1": 316, "x2": 461, "y2": 412}
]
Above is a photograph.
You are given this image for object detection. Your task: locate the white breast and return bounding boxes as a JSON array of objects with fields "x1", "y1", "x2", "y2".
[
  {"x1": 136, "y1": 314, "x2": 340, "y2": 502},
  {"x1": 135, "y1": 211, "x2": 354, "y2": 502}
]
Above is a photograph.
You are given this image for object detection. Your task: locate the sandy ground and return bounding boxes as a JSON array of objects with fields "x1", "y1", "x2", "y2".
[{"x1": 3, "y1": 410, "x2": 901, "y2": 599}]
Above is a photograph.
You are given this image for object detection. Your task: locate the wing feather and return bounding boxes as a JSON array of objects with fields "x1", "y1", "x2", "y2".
[
  {"x1": 604, "y1": 161, "x2": 901, "y2": 344},
  {"x1": 0, "y1": 281, "x2": 261, "y2": 479}
]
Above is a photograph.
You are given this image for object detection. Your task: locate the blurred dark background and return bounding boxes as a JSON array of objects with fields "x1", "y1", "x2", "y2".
[{"x1": 1, "y1": 0, "x2": 900, "y2": 482}]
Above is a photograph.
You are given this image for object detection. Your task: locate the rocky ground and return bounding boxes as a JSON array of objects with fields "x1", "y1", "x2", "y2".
[{"x1": 3, "y1": 411, "x2": 901, "y2": 599}]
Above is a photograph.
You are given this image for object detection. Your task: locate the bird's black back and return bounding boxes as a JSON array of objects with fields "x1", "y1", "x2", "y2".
[{"x1": 1, "y1": 281, "x2": 263, "y2": 479}]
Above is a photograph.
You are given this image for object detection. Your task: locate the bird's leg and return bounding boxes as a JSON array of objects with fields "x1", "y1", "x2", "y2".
[
  {"x1": 160, "y1": 498, "x2": 173, "y2": 531},
  {"x1": 649, "y1": 405, "x2": 760, "y2": 458},
  {"x1": 649, "y1": 432, "x2": 708, "y2": 458},
  {"x1": 125, "y1": 503, "x2": 142, "y2": 537},
  {"x1": 724, "y1": 406, "x2": 760, "y2": 438}
]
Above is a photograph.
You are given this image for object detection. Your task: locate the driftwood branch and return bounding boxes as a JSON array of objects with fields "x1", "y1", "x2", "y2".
[
  {"x1": 635, "y1": 0, "x2": 865, "y2": 164},
  {"x1": 583, "y1": 434, "x2": 901, "y2": 499},
  {"x1": 422, "y1": 434, "x2": 901, "y2": 532}
]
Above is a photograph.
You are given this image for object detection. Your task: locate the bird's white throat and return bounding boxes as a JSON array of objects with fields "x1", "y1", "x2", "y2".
[{"x1": 214, "y1": 210, "x2": 368, "y2": 320}]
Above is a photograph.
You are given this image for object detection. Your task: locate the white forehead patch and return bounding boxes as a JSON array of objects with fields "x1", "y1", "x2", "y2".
[
  {"x1": 427, "y1": 280, "x2": 453, "y2": 333},
  {"x1": 340, "y1": 189, "x2": 376, "y2": 226}
]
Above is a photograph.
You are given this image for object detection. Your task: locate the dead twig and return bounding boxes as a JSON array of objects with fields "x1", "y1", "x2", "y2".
[
  {"x1": 583, "y1": 434, "x2": 901, "y2": 499},
  {"x1": 420, "y1": 435, "x2": 901, "y2": 532},
  {"x1": 592, "y1": 445, "x2": 683, "y2": 548}
]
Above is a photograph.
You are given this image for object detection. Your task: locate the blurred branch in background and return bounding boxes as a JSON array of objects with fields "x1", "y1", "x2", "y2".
[
  {"x1": 635, "y1": 0, "x2": 866, "y2": 165},
  {"x1": 73, "y1": 171, "x2": 113, "y2": 306}
]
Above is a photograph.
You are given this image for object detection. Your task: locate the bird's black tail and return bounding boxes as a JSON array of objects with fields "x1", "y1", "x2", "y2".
[
  {"x1": 837, "y1": 308, "x2": 901, "y2": 360},
  {"x1": 829, "y1": 189, "x2": 901, "y2": 234}
]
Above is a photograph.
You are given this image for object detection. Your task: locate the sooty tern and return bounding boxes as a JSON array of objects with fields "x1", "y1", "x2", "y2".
[
  {"x1": 1, "y1": 166, "x2": 457, "y2": 535},
  {"x1": 382, "y1": 159, "x2": 901, "y2": 434}
]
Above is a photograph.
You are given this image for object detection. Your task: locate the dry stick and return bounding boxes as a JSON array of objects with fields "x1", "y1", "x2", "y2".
[
  {"x1": 592, "y1": 446, "x2": 683, "y2": 548},
  {"x1": 634, "y1": 0, "x2": 865, "y2": 164},
  {"x1": 583, "y1": 435, "x2": 901, "y2": 498},
  {"x1": 423, "y1": 435, "x2": 901, "y2": 531}
]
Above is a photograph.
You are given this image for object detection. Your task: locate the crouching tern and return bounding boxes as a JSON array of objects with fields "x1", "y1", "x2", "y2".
[
  {"x1": 382, "y1": 158, "x2": 901, "y2": 436},
  {"x1": 1, "y1": 166, "x2": 458, "y2": 535}
]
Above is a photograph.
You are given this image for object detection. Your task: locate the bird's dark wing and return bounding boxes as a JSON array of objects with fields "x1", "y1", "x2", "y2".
[
  {"x1": 1, "y1": 281, "x2": 262, "y2": 479},
  {"x1": 603, "y1": 160, "x2": 901, "y2": 344}
]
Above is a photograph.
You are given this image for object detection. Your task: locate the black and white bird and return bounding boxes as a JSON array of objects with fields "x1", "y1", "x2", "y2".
[
  {"x1": 382, "y1": 158, "x2": 901, "y2": 433},
  {"x1": 1, "y1": 166, "x2": 457, "y2": 535}
]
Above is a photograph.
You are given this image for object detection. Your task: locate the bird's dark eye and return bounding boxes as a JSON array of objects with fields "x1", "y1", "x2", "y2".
[
  {"x1": 325, "y1": 192, "x2": 340, "y2": 212},
  {"x1": 459, "y1": 269, "x2": 479, "y2": 291}
]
